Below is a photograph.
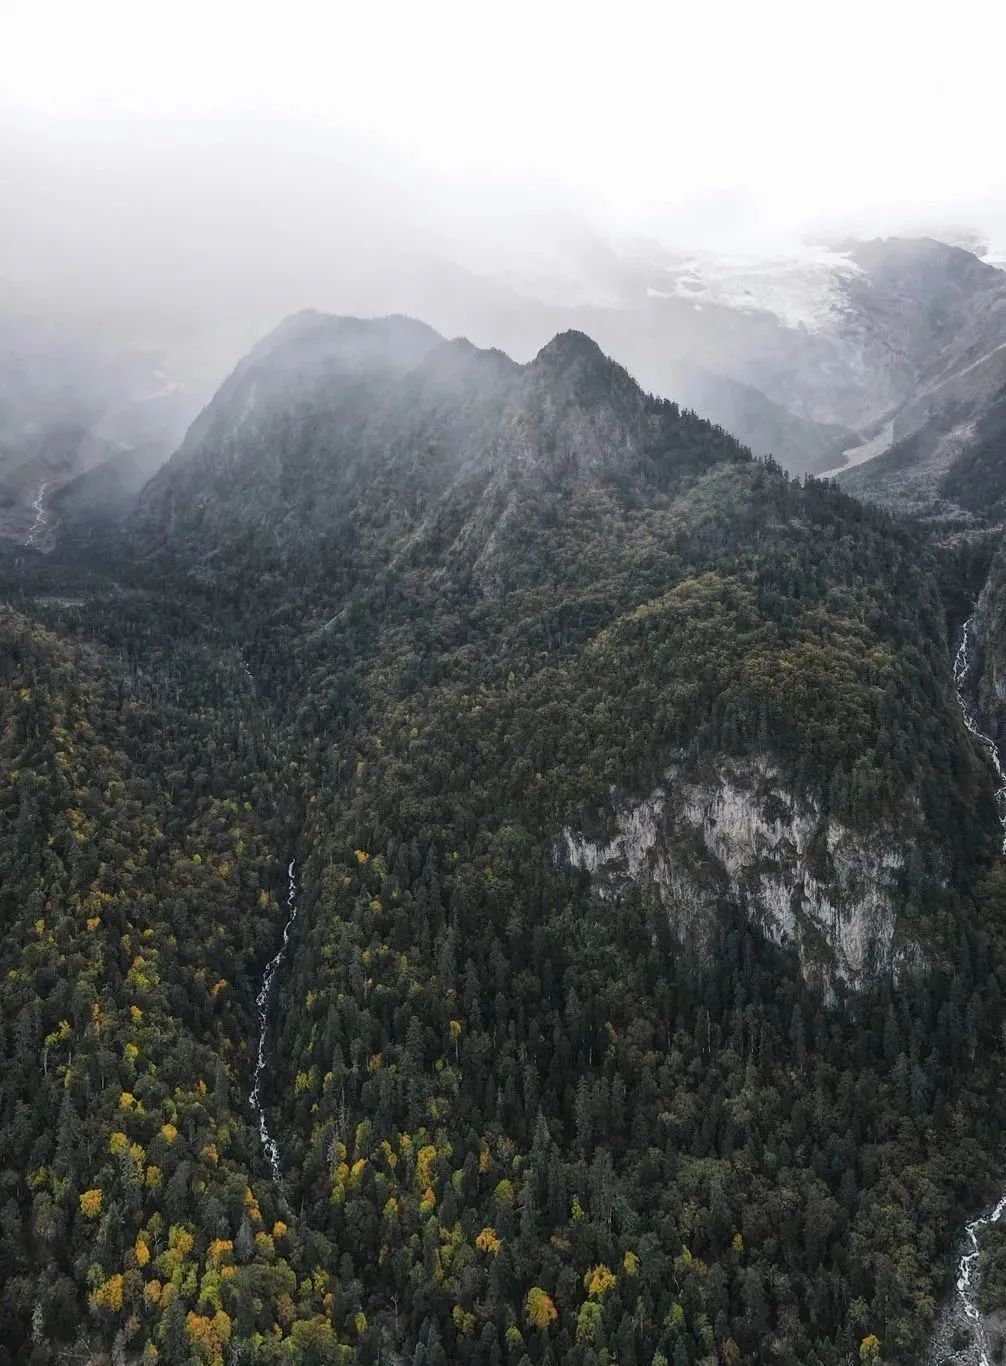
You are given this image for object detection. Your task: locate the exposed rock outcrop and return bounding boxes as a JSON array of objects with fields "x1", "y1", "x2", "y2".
[{"x1": 560, "y1": 758, "x2": 908, "y2": 983}]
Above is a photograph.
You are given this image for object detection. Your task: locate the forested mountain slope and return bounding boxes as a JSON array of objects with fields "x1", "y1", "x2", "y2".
[
  {"x1": 0, "y1": 599, "x2": 350, "y2": 1359},
  {"x1": 50, "y1": 443, "x2": 169, "y2": 551},
  {"x1": 839, "y1": 377, "x2": 1006, "y2": 528},
  {"x1": 4, "y1": 317, "x2": 1006, "y2": 1364}
]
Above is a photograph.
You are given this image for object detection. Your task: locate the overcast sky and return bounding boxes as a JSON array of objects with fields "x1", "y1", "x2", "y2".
[{"x1": 3, "y1": 0, "x2": 1006, "y2": 352}]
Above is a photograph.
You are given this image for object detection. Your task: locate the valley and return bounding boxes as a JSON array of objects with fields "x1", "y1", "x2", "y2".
[
  {"x1": 8, "y1": 0, "x2": 1006, "y2": 1356},
  {"x1": 4, "y1": 298, "x2": 1006, "y2": 1364}
]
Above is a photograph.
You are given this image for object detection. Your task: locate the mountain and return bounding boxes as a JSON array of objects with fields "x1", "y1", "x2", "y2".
[
  {"x1": 482, "y1": 234, "x2": 1006, "y2": 499},
  {"x1": 5, "y1": 314, "x2": 1006, "y2": 1365},
  {"x1": 321, "y1": 235, "x2": 1006, "y2": 489},
  {"x1": 496, "y1": 234, "x2": 1006, "y2": 430},
  {"x1": 48, "y1": 442, "x2": 170, "y2": 549},
  {"x1": 607, "y1": 234, "x2": 1006, "y2": 526},
  {"x1": 837, "y1": 365, "x2": 1006, "y2": 526},
  {"x1": 769, "y1": 240, "x2": 1006, "y2": 520},
  {"x1": 0, "y1": 308, "x2": 198, "y2": 546},
  {"x1": 131, "y1": 314, "x2": 995, "y2": 971},
  {"x1": 669, "y1": 367, "x2": 857, "y2": 474},
  {"x1": 130, "y1": 311, "x2": 754, "y2": 578},
  {"x1": 13, "y1": 232, "x2": 1001, "y2": 539}
]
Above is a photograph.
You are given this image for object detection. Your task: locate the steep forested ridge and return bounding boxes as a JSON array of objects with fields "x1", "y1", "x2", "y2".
[{"x1": 4, "y1": 316, "x2": 1006, "y2": 1365}]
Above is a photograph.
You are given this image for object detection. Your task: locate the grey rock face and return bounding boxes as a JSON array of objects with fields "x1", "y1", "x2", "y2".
[{"x1": 560, "y1": 758, "x2": 909, "y2": 985}]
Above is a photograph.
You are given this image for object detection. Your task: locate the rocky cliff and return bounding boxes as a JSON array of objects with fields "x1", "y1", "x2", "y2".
[{"x1": 561, "y1": 758, "x2": 911, "y2": 984}]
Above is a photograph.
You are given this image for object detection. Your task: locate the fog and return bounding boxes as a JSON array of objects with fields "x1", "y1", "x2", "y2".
[{"x1": 3, "y1": 0, "x2": 1006, "y2": 434}]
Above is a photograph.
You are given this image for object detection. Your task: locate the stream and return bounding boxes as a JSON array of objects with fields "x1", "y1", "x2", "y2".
[
  {"x1": 25, "y1": 481, "x2": 50, "y2": 549},
  {"x1": 947, "y1": 613, "x2": 1006, "y2": 1363},
  {"x1": 250, "y1": 858, "x2": 299, "y2": 1181},
  {"x1": 954, "y1": 615, "x2": 1006, "y2": 851}
]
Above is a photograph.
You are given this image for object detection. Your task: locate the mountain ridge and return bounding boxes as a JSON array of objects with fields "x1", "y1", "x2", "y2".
[
  {"x1": 6, "y1": 306, "x2": 1006, "y2": 1365},
  {"x1": 126, "y1": 315, "x2": 750, "y2": 573}
]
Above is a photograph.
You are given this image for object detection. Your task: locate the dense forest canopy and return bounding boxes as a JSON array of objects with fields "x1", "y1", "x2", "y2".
[{"x1": 3, "y1": 317, "x2": 1006, "y2": 1366}]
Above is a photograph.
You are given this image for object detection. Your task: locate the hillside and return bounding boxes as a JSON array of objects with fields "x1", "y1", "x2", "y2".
[
  {"x1": 839, "y1": 378, "x2": 1006, "y2": 527},
  {"x1": 820, "y1": 242, "x2": 1006, "y2": 523},
  {"x1": 0, "y1": 310, "x2": 190, "y2": 545},
  {"x1": 48, "y1": 443, "x2": 170, "y2": 551},
  {"x1": 3, "y1": 316, "x2": 1006, "y2": 1364}
]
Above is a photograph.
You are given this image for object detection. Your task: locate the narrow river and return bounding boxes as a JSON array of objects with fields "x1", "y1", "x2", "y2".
[
  {"x1": 250, "y1": 858, "x2": 299, "y2": 1181},
  {"x1": 25, "y1": 481, "x2": 50, "y2": 549},
  {"x1": 949, "y1": 613, "x2": 1006, "y2": 1363}
]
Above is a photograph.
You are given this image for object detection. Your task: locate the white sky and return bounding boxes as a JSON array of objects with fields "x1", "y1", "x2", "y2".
[
  {"x1": 4, "y1": 0, "x2": 1006, "y2": 241},
  {"x1": 3, "y1": 0, "x2": 1006, "y2": 363}
]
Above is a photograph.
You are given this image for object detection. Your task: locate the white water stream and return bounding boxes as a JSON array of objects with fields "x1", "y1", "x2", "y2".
[
  {"x1": 954, "y1": 616, "x2": 1006, "y2": 853},
  {"x1": 25, "y1": 481, "x2": 50, "y2": 549},
  {"x1": 249, "y1": 858, "x2": 299, "y2": 1181},
  {"x1": 950, "y1": 614, "x2": 1006, "y2": 1362}
]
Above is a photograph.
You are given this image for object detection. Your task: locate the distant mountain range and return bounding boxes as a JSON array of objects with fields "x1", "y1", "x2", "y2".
[
  {"x1": 10, "y1": 232, "x2": 1006, "y2": 553},
  {"x1": 548, "y1": 234, "x2": 1006, "y2": 513}
]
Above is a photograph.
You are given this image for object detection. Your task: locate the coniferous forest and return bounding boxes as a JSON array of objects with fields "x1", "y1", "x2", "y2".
[{"x1": 4, "y1": 316, "x2": 1006, "y2": 1366}]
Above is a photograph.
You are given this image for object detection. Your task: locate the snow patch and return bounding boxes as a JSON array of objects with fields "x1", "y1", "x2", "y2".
[
  {"x1": 823, "y1": 420, "x2": 895, "y2": 478},
  {"x1": 649, "y1": 246, "x2": 864, "y2": 333}
]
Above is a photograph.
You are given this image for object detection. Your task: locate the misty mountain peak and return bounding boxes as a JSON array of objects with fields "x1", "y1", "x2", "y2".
[
  {"x1": 250, "y1": 311, "x2": 444, "y2": 377},
  {"x1": 532, "y1": 329, "x2": 608, "y2": 370},
  {"x1": 412, "y1": 334, "x2": 520, "y2": 389},
  {"x1": 527, "y1": 330, "x2": 639, "y2": 415},
  {"x1": 129, "y1": 317, "x2": 750, "y2": 568}
]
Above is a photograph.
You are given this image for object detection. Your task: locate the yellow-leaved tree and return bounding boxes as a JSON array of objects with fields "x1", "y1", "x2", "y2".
[
  {"x1": 525, "y1": 1287, "x2": 558, "y2": 1331},
  {"x1": 79, "y1": 1188, "x2": 102, "y2": 1218},
  {"x1": 584, "y1": 1264, "x2": 617, "y2": 1299},
  {"x1": 475, "y1": 1227, "x2": 502, "y2": 1255}
]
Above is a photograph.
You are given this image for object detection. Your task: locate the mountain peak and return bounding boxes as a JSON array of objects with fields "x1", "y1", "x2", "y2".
[
  {"x1": 522, "y1": 327, "x2": 639, "y2": 417},
  {"x1": 410, "y1": 335, "x2": 521, "y2": 389},
  {"x1": 528, "y1": 329, "x2": 637, "y2": 408},
  {"x1": 249, "y1": 311, "x2": 444, "y2": 376},
  {"x1": 532, "y1": 329, "x2": 607, "y2": 369}
]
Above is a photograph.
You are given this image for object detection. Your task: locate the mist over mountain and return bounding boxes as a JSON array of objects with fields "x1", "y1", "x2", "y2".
[
  {"x1": 13, "y1": 222, "x2": 1006, "y2": 556},
  {"x1": 0, "y1": 300, "x2": 207, "y2": 544},
  {"x1": 4, "y1": 80, "x2": 1006, "y2": 532},
  {"x1": 9, "y1": 4, "x2": 1006, "y2": 1364},
  {"x1": 8, "y1": 305, "x2": 1006, "y2": 1363}
]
